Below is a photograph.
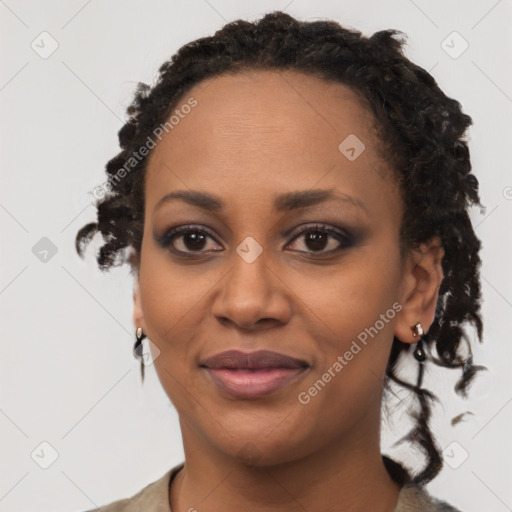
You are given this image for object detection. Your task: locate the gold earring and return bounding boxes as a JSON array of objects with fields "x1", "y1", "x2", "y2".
[
  {"x1": 411, "y1": 322, "x2": 424, "y2": 337},
  {"x1": 411, "y1": 322, "x2": 426, "y2": 362}
]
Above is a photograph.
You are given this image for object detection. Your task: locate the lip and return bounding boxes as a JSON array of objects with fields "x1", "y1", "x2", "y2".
[
  {"x1": 200, "y1": 350, "x2": 310, "y2": 400},
  {"x1": 201, "y1": 349, "x2": 309, "y2": 370}
]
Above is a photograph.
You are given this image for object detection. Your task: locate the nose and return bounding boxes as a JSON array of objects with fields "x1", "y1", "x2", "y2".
[{"x1": 211, "y1": 251, "x2": 291, "y2": 331}]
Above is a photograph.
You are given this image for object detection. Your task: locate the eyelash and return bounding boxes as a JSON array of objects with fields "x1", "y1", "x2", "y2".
[{"x1": 157, "y1": 223, "x2": 354, "y2": 258}]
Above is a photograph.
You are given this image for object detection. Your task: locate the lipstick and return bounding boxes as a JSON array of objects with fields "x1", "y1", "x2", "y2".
[{"x1": 200, "y1": 349, "x2": 309, "y2": 400}]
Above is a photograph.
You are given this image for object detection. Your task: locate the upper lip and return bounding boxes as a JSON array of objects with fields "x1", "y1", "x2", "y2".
[{"x1": 200, "y1": 350, "x2": 309, "y2": 370}]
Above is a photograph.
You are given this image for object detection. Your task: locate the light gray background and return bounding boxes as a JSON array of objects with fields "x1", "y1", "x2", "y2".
[{"x1": 1, "y1": 1, "x2": 511, "y2": 511}]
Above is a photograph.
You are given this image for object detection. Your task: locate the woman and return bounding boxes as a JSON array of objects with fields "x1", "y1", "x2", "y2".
[{"x1": 75, "y1": 10, "x2": 484, "y2": 512}]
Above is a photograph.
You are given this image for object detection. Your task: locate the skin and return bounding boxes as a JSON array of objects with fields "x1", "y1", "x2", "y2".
[{"x1": 131, "y1": 70, "x2": 445, "y2": 512}]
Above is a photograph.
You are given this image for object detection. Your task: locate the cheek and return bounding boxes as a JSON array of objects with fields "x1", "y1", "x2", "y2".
[
  {"x1": 293, "y1": 248, "x2": 403, "y2": 417},
  {"x1": 138, "y1": 244, "x2": 210, "y2": 339},
  {"x1": 138, "y1": 260, "x2": 203, "y2": 411},
  {"x1": 299, "y1": 254, "x2": 401, "y2": 344},
  {"x1": 137, "y1": 253, "x2": 201, "y2": 378},
  {"x1": 294, "y1": 277, "x2": 400, "y2": 439}
]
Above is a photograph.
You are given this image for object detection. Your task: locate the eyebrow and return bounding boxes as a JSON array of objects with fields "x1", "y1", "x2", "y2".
[{"x1": 153, "y1": 188, "x2": 367, "y2": 215}]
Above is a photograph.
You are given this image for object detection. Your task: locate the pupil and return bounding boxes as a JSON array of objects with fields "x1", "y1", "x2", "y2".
[
  {"x1": 306, "y1": 231, "x2": 327, "y2": 251},
  {"x1": 184, "y1": 232, "x2": 206, "y2": 250}
]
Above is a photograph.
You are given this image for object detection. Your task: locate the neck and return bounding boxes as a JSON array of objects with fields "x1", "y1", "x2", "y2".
[{"x1": 170, "y1": 417, "x2": 401, "y2": 512}]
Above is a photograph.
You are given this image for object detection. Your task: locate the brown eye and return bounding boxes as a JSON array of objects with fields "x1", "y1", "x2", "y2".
[
  {"x1": 178, "y1": 231, "x2": 208, "y2": 251},
  {"x1": 156, "y1": 222, "x2": 354, "y2": 258},
  {"x1": 286, "y1": 224, "x2": 353, "y2": 254},
  {"x1": 156, "y1": 225, "x2": 223, "y2": 255},
  {"x1": 304, "y1": 230, "x2": 329, "y2": 251}
]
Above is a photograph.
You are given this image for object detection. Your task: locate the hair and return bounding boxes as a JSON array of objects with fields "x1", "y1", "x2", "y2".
[{"x1": 75, "y1": 11, "x2": 485, "y2": 486}]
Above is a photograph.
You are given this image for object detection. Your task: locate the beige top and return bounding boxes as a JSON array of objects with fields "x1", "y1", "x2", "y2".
[{"x1": 83, "y1": 462, "x2": 461, "y2": 512}]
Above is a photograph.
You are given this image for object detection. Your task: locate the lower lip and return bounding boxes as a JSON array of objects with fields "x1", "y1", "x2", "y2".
[{"x1": 203, "y1": 367, "x2": 308, "y2": 399}]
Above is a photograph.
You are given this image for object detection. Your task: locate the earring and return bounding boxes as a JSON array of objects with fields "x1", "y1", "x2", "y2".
[
  {"x1": 411, "y1": 322, "x2": 424, "y2": 338},
  {"x1": 411, "y1": 322, "x2": 426, "y2": 362},
  {"x1": 133, "y1": 326, "x2": 146, "y2": 361}
]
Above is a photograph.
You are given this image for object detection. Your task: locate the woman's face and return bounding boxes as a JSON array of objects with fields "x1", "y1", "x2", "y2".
[{"x1": 134, "y1": 70, "x2": 416, "y2": 465}]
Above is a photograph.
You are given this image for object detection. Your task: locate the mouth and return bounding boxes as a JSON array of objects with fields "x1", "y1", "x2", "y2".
[{"x1": 199, "y1": 350, "x2": 310, "y2": 400}]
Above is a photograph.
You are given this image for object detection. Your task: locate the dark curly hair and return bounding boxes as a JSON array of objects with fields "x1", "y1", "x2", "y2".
[{"x1": 75, "y1": 11, "x2": 485, "y2": 487}]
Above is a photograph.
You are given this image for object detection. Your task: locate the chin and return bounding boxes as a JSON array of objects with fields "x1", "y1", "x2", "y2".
[{"x1": 208, "y1": 422, "x2": 312, "y2": 468}]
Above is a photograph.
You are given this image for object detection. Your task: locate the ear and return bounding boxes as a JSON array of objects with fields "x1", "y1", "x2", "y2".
[
  {"x1": 132, "y1": 280, "x2": 146, "y2": 333},
  {"x1": 129, "y1": 249, "x2": 146, "y2": 333},
  {"x1": 394, "y1": 236, "x2": 445, "y2": 344}
]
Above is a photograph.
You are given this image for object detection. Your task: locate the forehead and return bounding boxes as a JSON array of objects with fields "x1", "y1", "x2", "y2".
[
  {"x1": 144, "y1": 69, "x2": 397, "y2": 218},
  {"x1": 148, "y1": 70, "x2": 377, "y2": 161}
]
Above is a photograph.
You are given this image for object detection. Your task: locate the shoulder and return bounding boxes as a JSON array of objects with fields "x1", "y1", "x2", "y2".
[
  {"x1": 80, "y1": 463, "x2": 184, "y2": 512},
  {"x1": 395, "y1": 483, "x2": 462, "y2": 512}
]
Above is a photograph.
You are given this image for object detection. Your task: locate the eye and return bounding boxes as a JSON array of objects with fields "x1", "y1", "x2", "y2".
[
  {"x1": 285, "y1": 223, "x2": 353, "y2": 254},
  {"x1": 156, "y1": 223, "x2": 354, "y2": 257},
  {"x1": 156, "y1": 225, "x2": 223, "y2": 255}
]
